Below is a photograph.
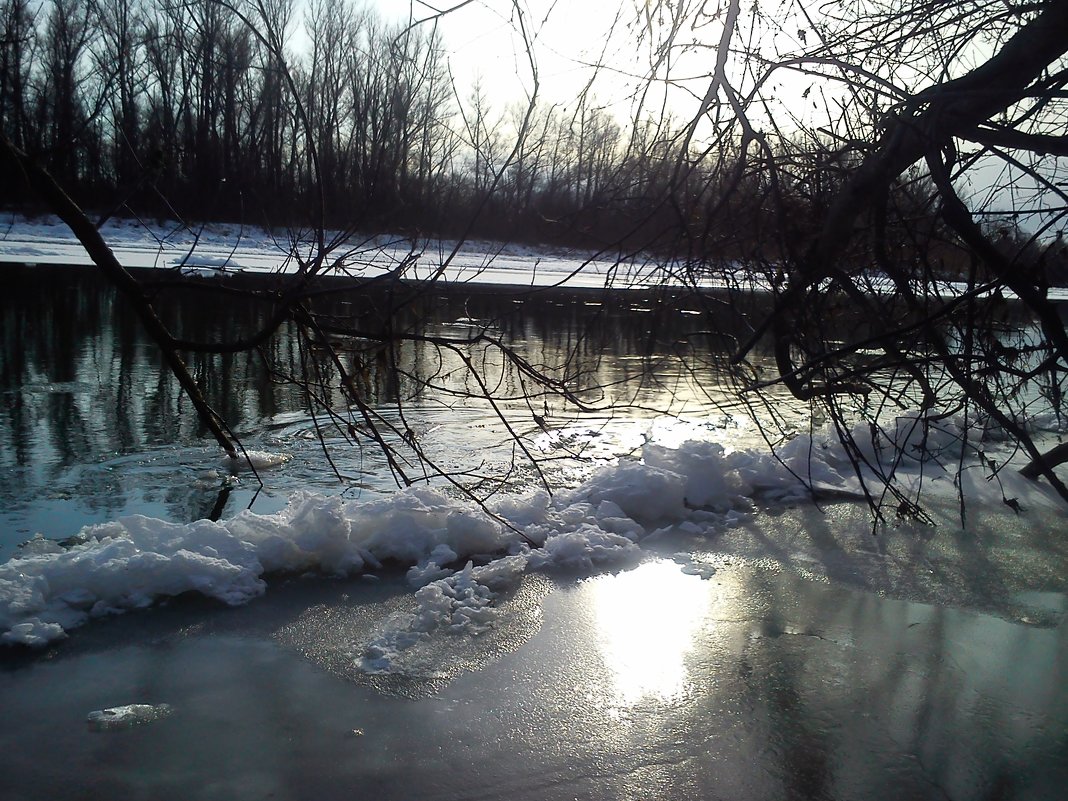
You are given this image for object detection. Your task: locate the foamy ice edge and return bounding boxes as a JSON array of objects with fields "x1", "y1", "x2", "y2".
[{"x1": 2, "y1": 413, "x2": 1062, "y2": 661}]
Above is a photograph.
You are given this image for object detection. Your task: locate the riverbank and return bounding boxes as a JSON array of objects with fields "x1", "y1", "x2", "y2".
[
  {"x1": 0, "y1": 213, "x2": 658, "y2": 292},
  {"x1": 4, "y1": 213, "x2": 1066, "y2": 304}
]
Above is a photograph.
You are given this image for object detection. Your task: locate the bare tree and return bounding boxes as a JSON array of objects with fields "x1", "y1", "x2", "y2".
[
  {"x1": 630, "y1": 0, "x2": 1068, "y2": 512},
  {"x1": 0, "y1": 0, "x2": 34, "y2": 149},
  {"x1": 35, "y1": 0, "x2": 99, "y2": 188},
  {"x1": 88, "y1": 0, "x2": 147, "y2": 192},
  {"x1": 4, "y1": 0, "x2": 1067, "y2": 521}
]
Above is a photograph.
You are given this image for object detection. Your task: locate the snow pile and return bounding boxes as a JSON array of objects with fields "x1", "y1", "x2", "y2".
[
  {"x1": 349, "y1": 432, "x2": 854, "y2": 671},
  {"x1": 0, "y1": 477, "x2": 650, "y2": 646},
  {"x1": 841, "y1": 412, "x2": 978, "y2": 468},
  {"x1": 1, "y1": 420, "x2": 1056, "y2": 648},
  {"x1": 361, "y1": 562, "x2": 508, "y2": 673},
  {"x1": 813, "y1": 409, "x2": 1068, "y2": 472}
]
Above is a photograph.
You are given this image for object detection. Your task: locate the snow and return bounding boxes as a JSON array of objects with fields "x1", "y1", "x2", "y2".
[
  {"x1": 0, "y1": 213, "x2": 651, "y2": 290},
  {"x1": 86, "y1": 703, "x2": 174, "y2": 732},
  {"x1": 0, "y1": 436, "x2": 747, "y2": 647},
  {"x1": 5, "y1": 213, "x2": 1067, "y2": 298},
  {"x1": 3, "y1": 411, "x2": 1062, "y2": 649}
]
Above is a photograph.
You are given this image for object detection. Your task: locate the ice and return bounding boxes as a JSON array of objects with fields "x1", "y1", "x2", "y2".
[
  {"x1": 2, "y1": 420, "x2": 1064, "y2": 647},
  {"x1": 406, "y1": 544, "x2": 460, "y2": 587},
  {"x1": 413, "y1": 564, "x2": 497, "y2": 634},
  {"x1": 668, "y1": 549, "x2": 723, "y2": 579},
  {"x1": 223, "y1": 450, "x2": 292, "y2": 471},
  {"x1": 360, "y1": 563, "x2": 500, "y2": 673},
  {"x1": 86, "y1": 703, "x2": 174, "y2": 732},
  {"x1": 566, "y1": 459, "x2": 688, "y2": 522},
  {"x1": 526, "y1": 526, "x2": 642, "y2": 572},
  {"x1": 2, "y1": 619, "x2": 67, "y2": 647}
]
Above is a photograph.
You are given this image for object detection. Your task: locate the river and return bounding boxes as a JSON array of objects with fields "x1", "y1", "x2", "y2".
[
  {"x1": 1, "y1": 262, "x2": 1066, "y2": 800},
  {"x1": 0, "y1": 264, "x2": 804, "y2": 557}
]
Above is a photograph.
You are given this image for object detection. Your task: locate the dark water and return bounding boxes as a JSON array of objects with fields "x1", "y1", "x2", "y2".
[{"x1": 0, "y1": 266, "x2": 801, "y2": 556}]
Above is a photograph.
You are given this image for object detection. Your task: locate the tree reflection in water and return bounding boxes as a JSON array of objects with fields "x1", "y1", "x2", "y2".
[{"x1": 0, "y1": 265, "x2": 803, "y2": 554}]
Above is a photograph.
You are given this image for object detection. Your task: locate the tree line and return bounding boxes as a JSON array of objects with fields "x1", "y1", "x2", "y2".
[
  {"x1": 5, "y1": 0, "x2": 1062, "y2": 273},
  {"x1": 0, "y1": 0, "x2": 754, "y2": 252}
]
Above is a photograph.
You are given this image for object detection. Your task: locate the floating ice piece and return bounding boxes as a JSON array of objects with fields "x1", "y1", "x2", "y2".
[
  {"x1": 680, "y1": 561, "x2": 718, "y2": 579},
  {"x1": 223, "y1": 450, "x2": 292, "y2": 471},
  {"x1": 527, "y1": 525, "x2": 641, "y2": 572},
  {"x1": 1, "y1": 619, "x2": 67, "y2": 646},
  {"x1": 87, "y1": 703, "x2": 173, "y2": 732}
]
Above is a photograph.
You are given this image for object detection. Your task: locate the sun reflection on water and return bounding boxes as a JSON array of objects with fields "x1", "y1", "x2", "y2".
[{"x1": 590, "y1": 559, "x2": 713, "y2": 706}]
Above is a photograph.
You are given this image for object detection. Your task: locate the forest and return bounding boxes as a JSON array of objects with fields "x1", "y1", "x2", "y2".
[
  {"x1": 0, "y1": 0, "x2": 749, "y2": 251},
  {"x1": 5, "y1": 0, "x2": 1063, "y2": 276}
]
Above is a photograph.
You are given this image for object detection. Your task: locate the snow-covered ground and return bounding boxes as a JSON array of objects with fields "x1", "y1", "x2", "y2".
[
  {"x1": 6, "y1": 213, "x2": 1068, "y2": 301},
  {"x1": 0, "y1": 213, "x2": 665, "y2": 289},
  {"x1": 7, "y1": 213, "x2": 1068, "y2": 325}
]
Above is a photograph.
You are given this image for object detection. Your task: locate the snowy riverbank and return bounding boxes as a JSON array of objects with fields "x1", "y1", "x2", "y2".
[
  {"x1": 4, "y1": 212, "x2": 1067, "y2": 301},
  {"x1": 0, "y1": 213, "x2": 656, "y2": 290}
]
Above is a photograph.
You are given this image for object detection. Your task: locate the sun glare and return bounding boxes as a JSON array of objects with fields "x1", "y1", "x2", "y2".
[{"x1": 589, "y1": 559, "x2": 713, "y2": 706}]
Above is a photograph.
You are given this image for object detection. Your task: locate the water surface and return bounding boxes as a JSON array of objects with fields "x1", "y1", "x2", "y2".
[
  {"x1": 2, "y1": 266, "x2": 1067, "y2": 800},
  {"x1": 0, "y1": 265, "x2": 805, "y2": 556}
]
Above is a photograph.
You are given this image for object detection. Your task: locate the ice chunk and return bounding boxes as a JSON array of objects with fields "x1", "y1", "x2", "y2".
[
  {"x1": 527, "y1": 525, "x2": 641, "y2": 572},
  {"x1": 1, "y1": 619, "x2": 68, "y2": 647},
  {"x1": 407, "y1": 544, "x2": 459, "y2": 587},
  {"x1": 644, "y1": 441, "x2": 737, "y2": 510},
  {"x1": 223, "y1": 450, "x2": 292, "y2": 471},
  {"x1": 359, "y1": 563, "x2": 502, "y2": 673},
  {"x1": 569, "y1": 460, "x2": 688, "y2": 522},
  {"x1": 412, "y1": 563, "x2": 497, "y2": 634},
  {"x1": 87, "y1": 703, "x2": 174, "y2": 732}
]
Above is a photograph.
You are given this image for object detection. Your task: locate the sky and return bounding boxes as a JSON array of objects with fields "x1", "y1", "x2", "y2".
[
  {"x1": 284, "y1": 0, "x2": 1067, "y2": 234},
  {"x1": 358, "y1": 1, "x2": 825, "y2": 131},
  {"x1": 359, "y1": 0, "x2": 702, "y2": 117},
  {"x1": 281, "y1": 0, "x2": 826, "y2": 130}
]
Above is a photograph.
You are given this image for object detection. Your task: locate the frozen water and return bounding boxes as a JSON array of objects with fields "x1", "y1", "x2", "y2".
[
  {"x1": 223, "y1": 450, "x2": 293, "y2": 471},
  {"x1": 3, "y1": 421, "x2": 1065, "y2": 648},
  {"x1": 2, "y1": 530, "x2": 1063, "y2": 801},
  {"x1": 86, "y1": 703, "x2": 174, "y2": 732}
]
